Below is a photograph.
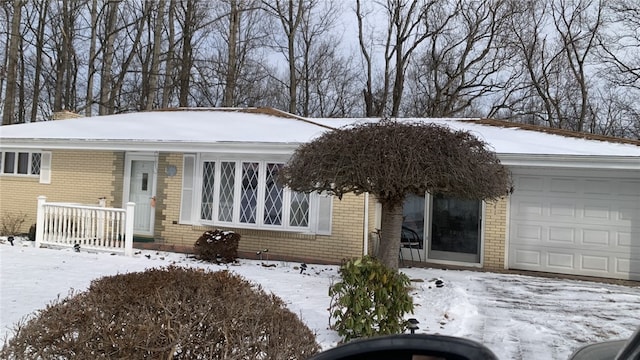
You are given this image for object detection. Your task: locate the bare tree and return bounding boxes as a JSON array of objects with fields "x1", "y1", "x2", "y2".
[
  {"x1": 262, "y1": 0, "x2": 352, "y2": 116},
  {"x1": 109, "y1": 1, "x2": 151, "y2": 112},
  {"x1": 596, "y1": 0, "x2": 640, "y2": 138},
  {"x1": 209, "y1": 0, "x2": 266, "y2": 107},
  {"x1": 281, "y1": 121, "x2": 510, "y2": 270},
  {"x1": 262, "y1": 0, "x2": 306, "y2": 114},
  {"x1": 404, "y1": 0, "x2": 516, "y2": 118},
  {"x1": 356, "y1": 0, "x2": 438, "y2": 117},
  {"x1": 599, "y1": 1, "x2": 640, "y2": 89},
  {"x1": 300, "y1": 41, "x2": 360, "y2": 117},
  {"x1": 502, "y1": 0, "x2": 562, "y2": 127},
  {"x1": 500, "y1": 0, "x2": 605, "y2": 132},
  {"x1": 291, "y1": 0, "x2": 360, "y2": 117},
  {"x1": 552, "y1": 0, "x2": 602, "y2": 132}
]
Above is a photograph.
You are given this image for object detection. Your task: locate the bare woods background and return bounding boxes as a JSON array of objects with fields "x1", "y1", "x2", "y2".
[{"x1": 1, "y1": 0, "x2": 638, "y2": 139}]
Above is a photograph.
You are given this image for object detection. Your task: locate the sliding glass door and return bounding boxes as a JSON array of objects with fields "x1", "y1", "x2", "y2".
[
  {"x1": 401, "y1": 194, "x2": 482, "y2": 264},
  {"x1": 429, "y1": 195, "x2": 481, "y2": 263}
]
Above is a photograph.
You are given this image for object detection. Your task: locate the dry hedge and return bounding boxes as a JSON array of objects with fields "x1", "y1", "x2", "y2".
[{"x1": 1, "y1": 266, "x2": 320, "y2": 359}]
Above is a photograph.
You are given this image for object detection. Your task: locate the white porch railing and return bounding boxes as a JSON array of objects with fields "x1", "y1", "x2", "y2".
[{"x1": 35, "y1": 196, "x2": 135, "y2": 256}]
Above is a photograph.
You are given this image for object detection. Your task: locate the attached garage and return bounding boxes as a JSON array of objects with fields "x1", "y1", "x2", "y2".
[{"x1": 508, "y1": 167, "x2": 640, "y2": 280}]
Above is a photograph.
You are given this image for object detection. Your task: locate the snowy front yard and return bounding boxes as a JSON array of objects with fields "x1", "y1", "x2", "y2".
[{"x1": 1, "y1": 239, "x2": 639, "y2": 360}]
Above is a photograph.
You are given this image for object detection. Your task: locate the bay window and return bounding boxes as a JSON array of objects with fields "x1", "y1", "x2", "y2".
[{"x1": 181, "y1": 154, "x2": 331, "y2": 234}]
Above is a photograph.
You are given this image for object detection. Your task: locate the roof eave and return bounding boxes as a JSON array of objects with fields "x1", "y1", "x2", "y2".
[
  {"x1": 499, "y1": 153, "x2": 640, "y2": 170},
  {"x1": 0, "y1": 138, "x2": 302, "y2": 154}
]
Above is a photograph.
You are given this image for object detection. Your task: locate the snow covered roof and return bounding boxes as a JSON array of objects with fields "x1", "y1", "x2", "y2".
[
  {"x1": 0, "y1": 108, "x2": 329, "y2": 146},
  {"x1": 1, "y1": 108, "x2": 638, "y2": 161}
]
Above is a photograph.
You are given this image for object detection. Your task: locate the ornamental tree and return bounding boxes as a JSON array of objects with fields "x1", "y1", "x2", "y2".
[{"x1": 279, "y1": 120, "x2": 511, "y2": 270}]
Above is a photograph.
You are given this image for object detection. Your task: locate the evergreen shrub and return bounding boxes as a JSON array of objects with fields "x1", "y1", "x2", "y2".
[{"x1": 329, "y1": 256, "x2": 414, "y2": 342}]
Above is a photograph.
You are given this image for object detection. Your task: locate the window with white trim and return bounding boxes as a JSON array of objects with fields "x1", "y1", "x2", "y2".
[
  {"x1": 1, "y1": 151, "x2": 41, "y2": 175},
  {"x1": 0, "y1": 150, "x2": 51, "y2": 184},
  {"x1": 180, "y1": 155, "x2": 331, "y2": 234}
]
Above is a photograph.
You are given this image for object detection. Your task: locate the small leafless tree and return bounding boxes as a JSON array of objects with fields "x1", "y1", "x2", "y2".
[{"x1": 280, "y1": 120, "x2": 510, "y2": 270}]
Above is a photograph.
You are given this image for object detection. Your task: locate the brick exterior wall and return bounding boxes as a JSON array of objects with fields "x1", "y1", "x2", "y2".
[
  {"x1": 0, "y1": 150, "x2": 121, "y2": 234},
  {"x1": 0, "y1": 148, "x2": 512, "y2": 268},
  {"x1": 152, "y1": 153, "x2": 366, "y2": 264},
  {"x1": 483, "y1": 197, "x2": 508, "y2": 270},
  {"x1": 111, "y1": 152, "x2": 125, "y2": 207}
]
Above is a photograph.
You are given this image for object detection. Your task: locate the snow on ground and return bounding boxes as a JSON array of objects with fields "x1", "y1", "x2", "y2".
[{"x1": 1, "y1": 238, "x2": 639, "y2": 360}]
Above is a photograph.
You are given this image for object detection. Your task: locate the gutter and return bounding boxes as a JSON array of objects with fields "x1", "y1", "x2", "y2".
[
  {"x1": 498, "y1": 153, "x2": 640, "y2": 170},
  {"x1": 0, "y1": 139, "x2": 303, "y2": 154}
]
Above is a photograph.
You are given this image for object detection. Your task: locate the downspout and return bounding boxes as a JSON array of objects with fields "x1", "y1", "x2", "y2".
[{"x1": 363, "y1": 192, "x2": 369, "y2": 256}]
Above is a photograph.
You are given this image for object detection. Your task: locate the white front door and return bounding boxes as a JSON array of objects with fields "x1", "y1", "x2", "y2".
[{"x1": 128, "y1": 159, "x2": 156, "y2": 235}]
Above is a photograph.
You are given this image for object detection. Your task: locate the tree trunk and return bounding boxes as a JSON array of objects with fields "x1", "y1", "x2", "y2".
[
  {"x1": 178, "y1": 0, "x2": 195, "y2": 107},
  {"x1": 17, "y1": 38, "x2": 25, "y2": 123},
  {"x1": 0, "y1": 5, "x2": 9, "y2": 110},
  {"x1": 85, "y1": 0, "x2": 98, "y2": 116},
  {"x1": 30, "y1": 0, "x2": 47, "y2": 122},
  {"x1": 65, "y1": 6, "x2": 78, "y2": 112},
  {"x1": 161, "y1": 0, "x2": 176, "y2": 108},
  {"x1": 146, "y1": 0, "x2": 165, "y2": 110},
  {"x1": 3, "y1": 0, "x2": 23, "y2": 125},
  {"x1": 222, "y1": 0, "x2": 239, "y2": 107},
  {"x1": 111, "y1": 2, "x2": 148, "y2": 112},
  {"x1": 99, "y1": 1, "x2": 118, "y2": 115},
  {"x1": 356, "y1": 0, "x2": 374, "y2": 117},
  {"x1": 287, "y1": 13, "x2": 297, "y2": 114},
  {"x1": 54, "y1": 0, "x2": 73, "y2": 112},
  {"x1": 378, "y1": 201, "x2": 404, "y2": 270}
]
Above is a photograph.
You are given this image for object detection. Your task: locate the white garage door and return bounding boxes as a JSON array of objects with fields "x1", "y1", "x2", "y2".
[{"x1": 509, "y1": 168, "x2": 640, "y2": 280}]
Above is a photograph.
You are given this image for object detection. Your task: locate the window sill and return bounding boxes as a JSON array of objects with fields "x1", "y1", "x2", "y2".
[
  {"x1": 0, "y1": 174, "x2": 40, "y2": 180},
  {"x1": 182, "y1": 221, "x2": 316, "y2": 235}
]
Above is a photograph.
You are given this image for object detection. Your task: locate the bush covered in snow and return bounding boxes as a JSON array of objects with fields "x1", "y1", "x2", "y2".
[
  {"x1": 0, "y1": 266, "x2": 319, "y2": 359},
  {"x1": 194, "y1": 229, "x2": 240, "y2": 263}
]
